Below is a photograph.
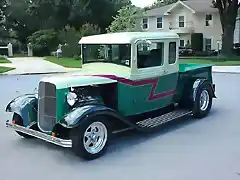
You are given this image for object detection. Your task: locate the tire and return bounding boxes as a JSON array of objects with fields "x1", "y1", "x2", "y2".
[
  {"x1": 12, "y1": 113, "x2": 33, "y2": 139},
  {"x1": 192, "y1": 83, "x2": 213, "y2": 118},
  {"x1": 70, "y1": 116, "x2": 111, "y2": 160}
]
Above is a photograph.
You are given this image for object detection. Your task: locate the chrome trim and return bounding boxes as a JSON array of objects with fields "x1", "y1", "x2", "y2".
[
  {"x1": 38, "y1": 81, "x2": 57, "y2": 133},
  {"x1": 6, "y1": 120, "x2": 72, "y2": 148}
]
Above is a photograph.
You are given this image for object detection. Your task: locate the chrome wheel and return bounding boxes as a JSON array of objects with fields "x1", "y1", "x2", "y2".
[
  {"x1": 83, "y1": 121, "x2": 108, "y2": 154},
  {"x1": 200, "y1": 90, "x2": 209, "y2": 111}
]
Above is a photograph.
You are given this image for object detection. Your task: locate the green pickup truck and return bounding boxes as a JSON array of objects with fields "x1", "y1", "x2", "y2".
[{"x1": 5, "y1": 32, "x2": 216, "y2": 160}]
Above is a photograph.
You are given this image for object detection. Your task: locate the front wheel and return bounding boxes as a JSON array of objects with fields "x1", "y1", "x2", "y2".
[
  {"x1": 70, "y1": 116, "x2": 111, "y2": 160},
  {"x1": 192, "y1": 83, "x2": 213, "y2": 118}
]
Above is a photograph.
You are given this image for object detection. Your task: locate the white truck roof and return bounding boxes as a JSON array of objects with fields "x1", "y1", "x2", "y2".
[{"x1": 79, "y1": 32, "x2": 179, "y2": 44}]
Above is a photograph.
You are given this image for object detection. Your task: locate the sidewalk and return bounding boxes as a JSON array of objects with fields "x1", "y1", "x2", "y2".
[
  {"x1": 0, "y1": 57, "x2": 79, "y2": 75},
  {"x1": 212, "y1": 66, "x2": 240, "y2": 74},
  {"x1": 1, "y1": 57, "x2": 240, "y2": 75}
]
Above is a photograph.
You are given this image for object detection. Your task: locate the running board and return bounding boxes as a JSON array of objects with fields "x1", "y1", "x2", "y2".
[{"x1": 136, "y1": 109, "x2": 192, "y2": 129}]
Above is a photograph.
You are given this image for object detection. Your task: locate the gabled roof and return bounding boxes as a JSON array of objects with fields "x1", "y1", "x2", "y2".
[
  {"x1": 164, "y1": 1, "x2": 195, "y2": 15},
  {"x1": 143, "y1": 0, "x2": 218, "y2": 17}
]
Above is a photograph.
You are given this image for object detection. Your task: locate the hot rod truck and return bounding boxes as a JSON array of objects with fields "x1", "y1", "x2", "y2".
[{"x1": 5, "y1": 32, "x2": 216, "y2": 160}]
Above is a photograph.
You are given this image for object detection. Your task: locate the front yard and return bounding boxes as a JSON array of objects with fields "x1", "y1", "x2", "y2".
[
  {"x1": 0, "y1": 56, "x2": 11, "y2": 63},
  {"x1": 44, "y1": 56, "x2": 240, "y2": 68},
  {"x1": 44, "y1": 56, "x2": 81, "y2": 68},
  {"x1": 0, "y1": 66, "x2": 15, "y2": 73},
  {"x1": 180, "y1": 58, "x2": 240, "y2": 66}
]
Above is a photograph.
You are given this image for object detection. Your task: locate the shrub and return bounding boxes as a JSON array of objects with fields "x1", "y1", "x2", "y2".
[{"x1": 27, "y1": 29, "x2": 60, "y2": 56}]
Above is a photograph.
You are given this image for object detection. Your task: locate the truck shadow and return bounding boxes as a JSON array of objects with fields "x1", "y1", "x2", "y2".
[
  {"x1": 108, "y1": 109, "x2": 218, "y2": 155},
  {"x1": 15, "y1": 109, "x2": 218, "y2": 163}
]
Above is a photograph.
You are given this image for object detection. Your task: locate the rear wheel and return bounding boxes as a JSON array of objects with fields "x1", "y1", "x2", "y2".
[
  {"x1": 192, "y1": 83, "x2": 213, "y2": 118},
  {"x1": 12, "y1": 113, "x2": 33, "y2": 138},
  {"x1": 70, "y1": 116, "x2": 111, "y2": 160}
]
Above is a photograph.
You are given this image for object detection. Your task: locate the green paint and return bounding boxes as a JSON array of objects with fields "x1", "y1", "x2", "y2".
[
  {"x1": 179, "y1": 63, "x2": 213, "y2": 73},
  {"x1": 43, "y1": 62, "x2": 213, "y2": 122},
  {"x1": 174, "y1": 65, "x2": 213, "y2": 102},
  {"x1": 117, "y1": 73, "x2": 178, "y2": 116},
  {"x1": 56, "y1": 88, "x2": 69, "y2": 121}
]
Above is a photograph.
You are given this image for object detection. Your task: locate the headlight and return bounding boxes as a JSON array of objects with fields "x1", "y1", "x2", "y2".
[
  {"x1": 34, "y1": 87, "x2": 38, "y2": 98},
  {"x1": 67, "y1": 92, "x2": 77, "y2": 106}
]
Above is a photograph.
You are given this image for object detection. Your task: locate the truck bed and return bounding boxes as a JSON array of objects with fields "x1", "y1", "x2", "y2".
[{"x1": 179, "y1": 63, "x2": 213, "y2": 73}]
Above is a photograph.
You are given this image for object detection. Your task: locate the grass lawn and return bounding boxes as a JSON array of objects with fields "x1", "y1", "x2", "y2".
[
  {"x1": 0, "y1": 56, "x2": 11, "y2": 63},
  {"x1": 180, "y1": 58, "x2": 240, "y2": 66},
  {"x1": 45, "y1": 56, "x2": 81, "y2": 68},
  {"x1": 0, "y1": 66, "x2": 15, "y2": 73}
]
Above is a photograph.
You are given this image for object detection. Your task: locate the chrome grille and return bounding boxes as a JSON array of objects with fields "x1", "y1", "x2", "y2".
[{"x1": 38, "y1": 81, "x2": 56, "y2": 132}]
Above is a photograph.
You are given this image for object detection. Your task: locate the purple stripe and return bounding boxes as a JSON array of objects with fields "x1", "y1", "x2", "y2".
[{"x1": 88, "y1": 74, "x2": 176, "y2": 101}]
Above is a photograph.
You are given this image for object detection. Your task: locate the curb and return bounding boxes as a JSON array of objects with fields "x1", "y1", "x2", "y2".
[
  {"x1": 1, "y1": 70, "x2": 240, "y2": 76},
  {"x1": 212, "y1": 71, "x2": 240, "y2": 74},
  {"x1": 0, "y1": 71, "x2": 72, "y2": 76}
]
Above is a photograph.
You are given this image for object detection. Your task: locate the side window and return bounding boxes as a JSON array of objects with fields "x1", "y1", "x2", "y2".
[
  {"x1": 137, "y1": 42, "x2": 164, "y2": 68},
  {"x1": 169, "y1": 42, "x2": 176, "y2": 64},
  {"x1": 179, "y1": 40, "x2": 184, "y2": 47},
  {"x1": 142, "y1": 18, "x2": 148, "y2": 29}
]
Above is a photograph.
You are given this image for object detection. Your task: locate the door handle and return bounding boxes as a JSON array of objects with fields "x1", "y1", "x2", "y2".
[{"x1": 164, "y1": 70, "x2": 168, "y2": 74}]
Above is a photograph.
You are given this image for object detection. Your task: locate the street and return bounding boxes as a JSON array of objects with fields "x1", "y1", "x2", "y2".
[{"x1": 0, "y1": 73, "x2": 239, "y2": 180}]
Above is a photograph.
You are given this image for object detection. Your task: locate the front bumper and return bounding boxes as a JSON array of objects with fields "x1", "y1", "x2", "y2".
[{"x1": 6, "y1": 120, "x2": 72, "y2": 148}]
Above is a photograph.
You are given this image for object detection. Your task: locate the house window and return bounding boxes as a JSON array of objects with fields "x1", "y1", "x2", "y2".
[
  {"x1": 178, "y1": 16, "x2": 185, "y2": 27},
  {"x1": 137, "y1": 41, "x2": 164, "y2": 68},
  {"x1": 180, "y1": 40, "x2": 185, "y2": 47},
  {"x1": 157, "y1": 17, "x2": 163, "y2": 29},
  {"x1": 169, "y1": 42, "x2": 176, "y2": 64},
  {"x1": 205, "y1": 38, "x2": 212, "y2": 51},
  {"x1": 206, "y1": 14, "x2": 212, "y2": 26},
  {"x1": 142, "y1": 18, "x2": 148, "y2": 29}
]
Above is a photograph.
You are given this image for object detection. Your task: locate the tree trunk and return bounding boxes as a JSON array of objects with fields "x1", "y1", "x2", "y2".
[{"x1": 221, "y1": 25, "x2": 235, "y2": 57}]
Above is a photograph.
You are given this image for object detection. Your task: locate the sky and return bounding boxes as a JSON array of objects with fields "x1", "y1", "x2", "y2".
[{"x1": 131, "y1": 0, "x2": 156, "y2": 7}]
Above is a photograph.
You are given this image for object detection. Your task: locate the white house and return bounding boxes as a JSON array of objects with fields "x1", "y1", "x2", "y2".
[{"x1": 140, "y1": 0, "x2": 240, "y2": 51}]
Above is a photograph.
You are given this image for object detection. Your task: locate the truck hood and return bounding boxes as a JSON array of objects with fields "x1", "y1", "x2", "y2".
[{"x1": 41, "y1": 62, "x2": 131, "y2": 89}]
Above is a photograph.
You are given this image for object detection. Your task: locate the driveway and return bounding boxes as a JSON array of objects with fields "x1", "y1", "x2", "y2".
[
  {"x1": 0, "y1": 73, "x2": 239, "y2": 180},
  {"x1": 0, "y1": 57, "x2": 77, "y2": 74}
]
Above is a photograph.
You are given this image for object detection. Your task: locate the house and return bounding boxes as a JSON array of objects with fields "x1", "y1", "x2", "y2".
[{"x1": 140, "y1": 0, "x2": 240, "y2": 51}]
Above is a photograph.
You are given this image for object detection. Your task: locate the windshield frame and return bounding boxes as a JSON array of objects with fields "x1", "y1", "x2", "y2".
[{"x1": 81, "y1": 43, "x2": 132, "y2": 68}]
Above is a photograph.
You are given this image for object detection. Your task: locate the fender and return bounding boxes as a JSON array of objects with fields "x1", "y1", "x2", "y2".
[
  {"x1": 59, "y1": 104, "x2": 140, "y2": 129},
  {"x1": 6, "y1": 94, "x2": 38, "y2": 127},
  {"x1": 192, "y1": 78, "x2": 216, "y2": 102}
]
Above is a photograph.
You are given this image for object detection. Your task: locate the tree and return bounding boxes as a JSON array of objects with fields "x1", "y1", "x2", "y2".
[
  {"x1": 1, "y1": 0, "x2": 130, "y2": 44},
  {"x1": 107, "y1": 5, "x2": 143, "y2": 32},
  {"x1": 212, "y1": 0, "x2": 240, "y2": 57}
]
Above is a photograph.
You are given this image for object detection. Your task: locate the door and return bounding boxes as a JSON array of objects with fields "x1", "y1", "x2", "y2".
[{"x1": 117, "y1": 39, "x2": 179, "y2": 116}]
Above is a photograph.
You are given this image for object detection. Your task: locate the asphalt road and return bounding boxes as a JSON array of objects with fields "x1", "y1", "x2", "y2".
[{"x1": 0, "y1": 73, "x2": 239, "y2": 180}]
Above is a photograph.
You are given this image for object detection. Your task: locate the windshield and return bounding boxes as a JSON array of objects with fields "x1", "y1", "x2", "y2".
[{"x1": 82, "y1": 44, "x2": 131, "y2": 67}]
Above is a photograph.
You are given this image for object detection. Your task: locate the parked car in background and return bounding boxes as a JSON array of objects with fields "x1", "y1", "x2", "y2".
[{"x1": 179, "y1": 46, "x2": 195, "y2": 56}]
